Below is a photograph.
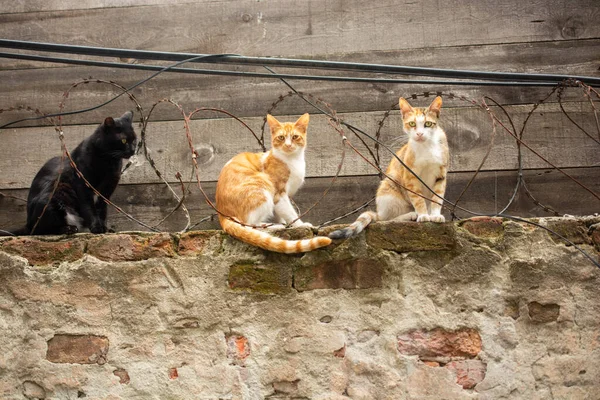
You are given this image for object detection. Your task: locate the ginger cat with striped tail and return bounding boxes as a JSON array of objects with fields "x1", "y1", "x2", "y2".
[
  {"x1": 329, "y1": 96, "x2": 449, "y2": 239},
  {"x1": 215, "y1": 113, "x2": 332, "y2": 253}
]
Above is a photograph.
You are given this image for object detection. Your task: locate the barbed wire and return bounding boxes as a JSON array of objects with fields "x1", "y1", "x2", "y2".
[{"x1": 0, "y1": 75, "x2": 598, "y2": 266}]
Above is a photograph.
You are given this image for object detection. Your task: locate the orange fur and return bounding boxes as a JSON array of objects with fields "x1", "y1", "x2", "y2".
[
  {"x1": 329, "y1": 96, "x2": 449, "y2": 239},
  {"x1": 216, "y1": 113, "x2": 332, "y2": 253}
]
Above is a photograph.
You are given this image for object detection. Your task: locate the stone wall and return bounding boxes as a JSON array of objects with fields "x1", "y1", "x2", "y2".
[{"x1": 0, "y1": 216, "x2": 599, "y2": 400}]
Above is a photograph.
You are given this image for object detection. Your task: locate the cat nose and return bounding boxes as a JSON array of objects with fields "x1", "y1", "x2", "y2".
[{"x1": 416, "y1": 132, "x2": 424, "y2": 137}]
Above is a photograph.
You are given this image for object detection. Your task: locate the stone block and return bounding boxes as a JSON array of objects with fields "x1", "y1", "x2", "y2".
[
  {"x1": 0, "y1": 237, "x2": 84, "y2": 265},
  {"x1": 46, "y1": 334, "x2": 109, "y2": 364},
  {"x1": 366, "y1": 221, "x2": 456, "y2": 252},
  {"x1": 228, "y1": 261, "x2": 292, "y2": 294},
  {"x1": 272, "y1": 380, "x2": 300, "y2": 395},
  {"x1": 294, "y1": 258, "x2": 384, "y2": 291},
  {"x1": 397, "y1": 328, "x2": 482, "y2": 359},
  {"x1": 86, "y1": 233, "x2": 175, "y2": 261},
  {"x1": 591, "y1": 228, "x2": 600, "y2": 250},
  {"x1": 23, "y1": 381, "x2": 46, "y2": 399},
  {"x1": 545, "y1": 219, "x2": 590, "y2": 245}
]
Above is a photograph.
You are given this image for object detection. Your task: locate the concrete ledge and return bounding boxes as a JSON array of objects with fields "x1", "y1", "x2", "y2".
[{"x1": 0, "y1": 216, "x2": 599, "y2": 399}]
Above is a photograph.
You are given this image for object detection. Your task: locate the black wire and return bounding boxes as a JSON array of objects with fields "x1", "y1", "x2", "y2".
[
  {"x1": 0, "y1": 52, "x2": 566, "y2": 87},
  {"x1": 1, "y1": 39, "x2": 600, "y2": 86}
]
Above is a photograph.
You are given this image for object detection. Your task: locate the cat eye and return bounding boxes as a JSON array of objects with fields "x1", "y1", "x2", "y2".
[
  {"x1": 121, "y1": 138, "x2": 127, "y2": 144},
  {"x1": 408, "y1": 121, "x2": 416, "y2": 127},
  {"x1": 277, "y1": 135, "x2": 285, "y2": 141},
  {"x1": 425, "y1": 121, "x2": 434, "y2": 127},
  {"x1": 292, "y1": 135, "x2": 300, "y2": 140}
]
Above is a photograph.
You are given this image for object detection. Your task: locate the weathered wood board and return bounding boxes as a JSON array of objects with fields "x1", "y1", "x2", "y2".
[
  {"x1": 1, "y1": 38, "x2": 599, "y2": 128},
  {"x1": 0, "y1": 0, "x2": 196, "y2": 14},
  {"x1": 1, "y1": 167, "x2": 598, "y2": 233},
  {"x1": 1, "y1": 104, "x2": 598, "y2": 190},
  {"x1": 1, "y1": 0, "x2": 598, "y2": 62}
]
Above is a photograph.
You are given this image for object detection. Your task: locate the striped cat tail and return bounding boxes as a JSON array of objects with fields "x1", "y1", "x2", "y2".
[
  {"x1": 220, "y1": 217, "x2": 332, "y2": 254},
  {"x1": 328, "y1": 211, "x2": 377, "y2": 239}
]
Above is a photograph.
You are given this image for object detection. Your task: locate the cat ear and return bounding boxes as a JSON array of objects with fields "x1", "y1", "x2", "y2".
[
  {"x1": 426, "y1": 96, "x2": 443, "y2": 117},
  {"x1": 120, "y1": 111, "x2": 133, "y2": 123},
  {"x1": 266, "y1": 114, "x2": 282, "y2": 134},
  {"x1": 294, "y1": 113, "x2": 310, "y2": 132},
  {"x1": 399, "y1": 97, "x2": 414, "y2": 117},
  {"x1": 104, "y1": 117, "x2": 115, "y2": 129}
]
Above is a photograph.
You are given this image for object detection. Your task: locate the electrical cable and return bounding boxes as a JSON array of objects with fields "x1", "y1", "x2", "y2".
[
  {"x1": 0, "y1": 51, "x2": 564, "y2": 87},
  {"x1": 1, "y1": 39, "x2": 600, "y2": 85}
]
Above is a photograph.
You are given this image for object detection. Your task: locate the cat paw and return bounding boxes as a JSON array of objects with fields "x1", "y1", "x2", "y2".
[
  {"x1": 90, "y1": 224, "x2": 107, "y2": 234},
  {"x1": 407, "y1": 212, "x2": 418, "y2": 221},
  {"x1": 429, "y1": 215, "x2": 445, "y2": 223},
  {"x1": 62, "y1": 225, "x2": 79, "y2": 235},
  {"x1": 416, "y1": 214, "x2": 432, "y2": 222}
]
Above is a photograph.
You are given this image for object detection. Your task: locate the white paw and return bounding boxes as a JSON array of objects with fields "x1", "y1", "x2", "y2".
[
  {"x1": 292, "y1": 221, "x2": 314, "y2": 228},
  {"x1": 416, "y1": 214, "x2": 431, "y2": 222},
  {"x1": 407, "y1": 212, "x2": 418, "y2": 221},
  {"x1": 429, "y1": 215, "x2": 445, "y2": 223}
]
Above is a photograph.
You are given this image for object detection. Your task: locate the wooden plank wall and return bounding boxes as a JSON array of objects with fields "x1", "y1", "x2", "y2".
[{"x1": 0, "y1": 0, "x2": 599, "y2": 233}]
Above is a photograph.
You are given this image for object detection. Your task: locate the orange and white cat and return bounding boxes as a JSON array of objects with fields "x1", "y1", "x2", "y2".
[
  {"x1": 215, "y1": 113, "x2": 332, "y2": 253},
  {"x1": 329, "y1": 96, "x2": 449, "y2": 239}
]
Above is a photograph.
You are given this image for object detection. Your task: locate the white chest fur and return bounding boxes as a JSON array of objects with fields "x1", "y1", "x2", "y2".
[
  {"x1": 411, "y1": 134, "x2": 447, "y2": 189},
  {"x1": 412, "y1": 131, "x2": 446, "y2": 168},
  {"x1": 284, "y1": 154, "x2": 306, "y2": 196},
  {"x1": 272, "y1": 149, "x2": 306, "y2": 196}
]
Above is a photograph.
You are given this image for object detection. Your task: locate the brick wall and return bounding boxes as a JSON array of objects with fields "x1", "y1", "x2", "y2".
[{"x1": 1, "y1": 216, "x2": 599, "y2": 399}]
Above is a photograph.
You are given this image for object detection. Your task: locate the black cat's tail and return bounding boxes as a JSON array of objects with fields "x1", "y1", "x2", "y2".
[{"x1": 0, "y1": 226, "x2": 29, "y2": 236}]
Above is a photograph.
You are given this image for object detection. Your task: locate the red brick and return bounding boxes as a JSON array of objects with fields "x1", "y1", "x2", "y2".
[
  {"x1": 333, "y1": 345, "x2": 346, "y2": 358},
  {"x1": 177, "y1": 231, "x2": 215, "y2": 256},
  {"x1": 423, "y1": 361, "x2": 440, "y2": 367},
  {"x1": 397, "y1": 328, "x2": 482, "y2": 359},
  {"x1": 86, "y1": 233, "x2": 175, "y2": 261},
  {"x1": 528, "y1": 301, "x2": 560, "y2": 323},
  {"x1": 169, "y1": 367, "x2": 178, "y2": 380},
  {"x1": 46, "y1": 334, "x2": 109, "y2": 364},
  {"x1": 226, "y1": 334, "x2": 250, "y2": 366},
  {"x1": 294, "y1": 258, "x2": 384, "y2": 291},
  {"x1": 446, "y1": 360, "x2": 487, "y2": 389},
  {"x1": 113, "y1": 368, "x2": 130, "y2": 384},
  {"x1": 1, "y1": 237, "x2": 84, "y2": 265}
]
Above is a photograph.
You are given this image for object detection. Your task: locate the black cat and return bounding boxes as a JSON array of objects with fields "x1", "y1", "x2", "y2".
[{"x1": 6, "y1": 111, "x2": 137, "y2": 236}]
